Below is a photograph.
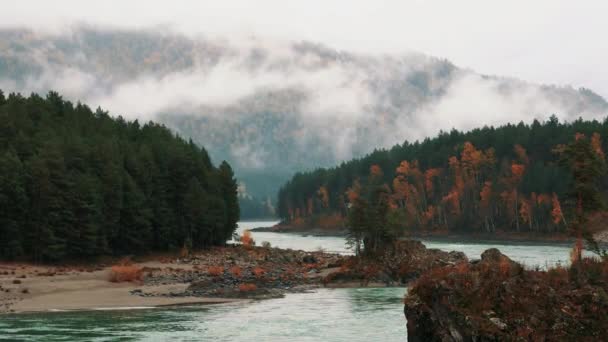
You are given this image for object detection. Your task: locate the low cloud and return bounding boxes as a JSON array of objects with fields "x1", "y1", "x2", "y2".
[{"x1": 0, "y1": 27, "x2": 606, "y2": 171}]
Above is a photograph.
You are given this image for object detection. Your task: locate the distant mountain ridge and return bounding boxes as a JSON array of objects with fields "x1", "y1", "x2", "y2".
[{"x1": 1, "y1": 26, "x2": 606, "y2": 210}]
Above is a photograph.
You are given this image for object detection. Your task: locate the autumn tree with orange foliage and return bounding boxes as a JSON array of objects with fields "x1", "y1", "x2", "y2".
[
  {"x1": 278, "y1": 119, "x2": 608, "y2": 242},
  {"x1": 551, "y1": 193, "x2": 566, "y2": 226},
  {"x1": 499, "y1": 158, "x2": 526, "y2": 232},
  {"x1": 461, "y1": 142, "x2": 483, "y2": 182},
  {"x1": 318, "y1": 186, "x2": 330, "y2": 208},
  {"x1": 591, "y1": 132, "x2": 605, "y2": 160},
  {"x1": 519, "y1": 198, "x2": 532, "y2": 230},
  {"x1": 424, "y1": 168, "x2": 441, "y2": 195}
]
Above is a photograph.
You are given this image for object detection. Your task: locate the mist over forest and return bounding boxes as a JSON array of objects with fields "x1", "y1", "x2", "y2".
[
  {"x1": 2, "y1": 3, "x2": 608, "y2": 339},
  {"x1": 1, "y1": 26, "x2": 607, "y2": 214}
]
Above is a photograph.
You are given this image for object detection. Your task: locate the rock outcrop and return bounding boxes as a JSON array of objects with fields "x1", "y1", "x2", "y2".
[
  {"x1": 141, "y1": 240, "x2": 467, "y2": 300},
  {"x1": 404, "y1": 248, "x2": 608, "y2": 341},
  {"x1": 323, "y1": 240, "x2": 467, "y2": 286}
]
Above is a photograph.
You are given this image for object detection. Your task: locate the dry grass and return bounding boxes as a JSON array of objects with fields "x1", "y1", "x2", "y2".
[
  {"x1": 238, "y1": 283, "x2": 257, "y2": 292},
  {"x1": 230, "y1": 266, "x2": 242, "y2": 278},
  {"x1": 207, "y1": 266, "x2": 224, "y2": 277},
  {"x1": 253, "y1": 267, "x2": 266, "y2": 278},
  {"x1": 108, "y1": 265, "x2": 143, "y2": 283}
]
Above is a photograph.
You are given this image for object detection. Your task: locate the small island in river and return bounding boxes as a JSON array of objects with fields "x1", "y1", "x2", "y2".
[{"x1": 0, "y1": 239, "x2": 464, "y2": 314}]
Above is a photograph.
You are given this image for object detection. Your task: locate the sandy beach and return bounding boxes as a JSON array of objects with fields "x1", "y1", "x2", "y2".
[
  {"x1": 0, "y1": 241, "x2": 463, "y2": 315},
  {"x1": 0, "y1": 262, "x2": 242, "y2": 314}
]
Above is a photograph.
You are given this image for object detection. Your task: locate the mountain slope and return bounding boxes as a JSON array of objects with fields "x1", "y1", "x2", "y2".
[{"x1": 1, "y1": 26, "x2": 607, "y2": 210}]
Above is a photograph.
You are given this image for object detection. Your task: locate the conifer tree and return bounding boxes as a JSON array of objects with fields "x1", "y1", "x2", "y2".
[{"x1": 0, "y1": 89, "x2": 240, "y2": 261}]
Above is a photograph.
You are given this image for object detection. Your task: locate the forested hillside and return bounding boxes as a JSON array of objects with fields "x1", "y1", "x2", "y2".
[
  {"x1": 2, "y1": 27, "x2": 608, "y2": 216},
  {"x1": 277, "y1": 116, "x2": 608, "y2": 236},
  {"x1": 0, "y1": 90, "x2": 239, "y2": 261}
]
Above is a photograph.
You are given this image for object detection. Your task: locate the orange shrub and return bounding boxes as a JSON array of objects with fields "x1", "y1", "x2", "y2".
[
  {"x1": 241, "y1": 230, "x2": 253, "y2": 247},
  {"x1": 253, "y1": 267, "x2": 265, "y2": 278},
  {"x1": 109, "y1": 265, "x2": 143, "y2": 283},
  {"x1": 238, "y1": 283, "x2": 257, "y2": 292},
  {"x1": 208, "y1": 266, "x2": 224, "y2": 277},
  {"x1": 230, "y1": 266, "x2": 242, "y2": 278}
]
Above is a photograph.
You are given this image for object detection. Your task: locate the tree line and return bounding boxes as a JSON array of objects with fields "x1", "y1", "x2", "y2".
[
  {"x1": 278, "y1": 116, "x2": 608, "y2": 240},
  {"x1": 0, "y1": 90, "x2": 239, "y2": 261}
]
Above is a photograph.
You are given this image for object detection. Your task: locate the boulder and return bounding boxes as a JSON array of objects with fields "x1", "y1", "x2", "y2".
[
  {"x1": 302, "y1": 254, "x2": 317, "y2": 264},
  {"x1": 479, "y1": 248, "x2": 522, "y2": 275}
]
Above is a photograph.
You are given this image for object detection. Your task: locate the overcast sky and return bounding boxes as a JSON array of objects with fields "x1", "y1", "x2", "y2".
[{"x1": 1, "y1": 0, "x2": 607, "y2": 97}]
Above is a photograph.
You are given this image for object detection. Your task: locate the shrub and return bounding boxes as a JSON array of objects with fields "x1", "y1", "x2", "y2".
[
  {"x1": 241, "y1": 230, "x2": 254, "y2": 247},
  {"x1": 207, "y1": 266, "x2": 224, "y2": 277},
  {"x1": 238, "y1": 283, "x2": 257, "y2": 292},
  {"x1": 253, "y1": 267, "x2": 265, "y2": 278},
  {"x1": 261, "y1": 241, "x2": 271, "y2": 248},
  {"x1": 230, "y1": 266, "x2": 242, "y2": 278},
  {"x1": 546, "y1": 266, "x2": 569, "y2": 287},
  {"x1": 108, "y1": 265, "x2": 143, "y2": 283},
  {"x1": 363, "y1": 264, "x2": 380, "y2": 280}
]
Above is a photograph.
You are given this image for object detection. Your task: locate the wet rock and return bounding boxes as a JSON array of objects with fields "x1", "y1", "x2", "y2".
[
  {"x1": 490, "y1": 317, "x2": 507, "y2": 330},
  {"x1": 302, "y1": 254, "x2": 317, "y2": 264}
]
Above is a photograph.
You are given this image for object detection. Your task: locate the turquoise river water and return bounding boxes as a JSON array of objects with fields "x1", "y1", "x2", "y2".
[{"x1": 0, "y1": 221, "x2": 577, "y2": 341}]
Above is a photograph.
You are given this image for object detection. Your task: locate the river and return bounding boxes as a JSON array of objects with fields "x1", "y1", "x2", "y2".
[{"x1": 1, "y1": 221, "x2": 577, "y2": 341}]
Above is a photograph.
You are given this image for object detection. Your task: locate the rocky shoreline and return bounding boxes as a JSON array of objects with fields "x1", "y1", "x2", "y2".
[
  {"x1": 136, "y1": 241, "x2": 466, "y2": 300},
  {"x1": 1, "y1": 240, "x2": 463, "y2": 314},
  {"x1": 138, "y1": 246, "x2": 345, "y2": 300}
]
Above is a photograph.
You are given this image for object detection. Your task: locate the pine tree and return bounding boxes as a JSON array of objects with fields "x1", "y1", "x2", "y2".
[
  {"x1": 66, "y1": 173, "x2": 103, "y2": 257},
  {"x1": 0, "y1": 89, "x2": 241, "y2": 261},
  {"x1": 558, "y1": 133, "x2": 607, "y2": 258},
  {"x1": 0, "y1": 150, "x2": 27, "y2": 259},
  {"x1": 26, "y1": 154, "x2": 66, "y2": 261},
  {"x1": 219, "y1": 161, "x2": 239, "y2": 242},
  {"x1": 118, "y1": 172, "x2": 152, "y2": 253}
]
